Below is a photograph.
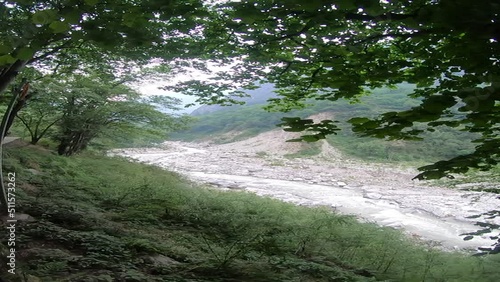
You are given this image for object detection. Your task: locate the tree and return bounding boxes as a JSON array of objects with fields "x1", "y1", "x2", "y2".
[
  {"x1": 27, "y1": 71, "x2": 190, "y2": 156},
  {"x1": 0, "y1": 0, "x2": 208, "y2": 214},
  {"x1": 15, "y1": 78, "x2": 63, "y2": 144},
  {"x1": 0, "y1": 0, "x2": 206, "y2": 95},
  {"x1": 169, "y1": 0, "x2": 500, "y2": 180}
]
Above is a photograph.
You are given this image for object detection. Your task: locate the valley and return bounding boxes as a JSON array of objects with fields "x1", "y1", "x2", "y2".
[{"x1": 113, "y1": 129, "x2": 500, "y2": 252}]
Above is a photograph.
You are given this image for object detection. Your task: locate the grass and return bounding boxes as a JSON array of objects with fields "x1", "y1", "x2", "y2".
[
  {"x1": 285, "y1": 143, "x2": 322, "y2": 159},
  {"x1": 1, "y1": 142, "x2": 500, "y2": 281}
]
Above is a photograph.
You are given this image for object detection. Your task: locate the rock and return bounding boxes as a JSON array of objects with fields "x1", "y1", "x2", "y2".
[
  {"x1": 207, "y1": 181, "x2": 223, "y2": 187},
  {"x1": 363, "y1": 192, "x2": 382, "y2": 199},
  {"x1": 27, "y1": 168, "x2": 41, "y2": 175},
  {"x1": 16, "y1": 213, "x2": 36, "y2": 222},
  {"x1": 25, "y1": 275, "x2": 42, "y2": 282},
  {"x1": 337, "y1": 181, "x2": 347, "y2": 187},
  {"x1": 146, "y1": 255, "x2": 181, "y2": 266},
  {"x1": 227, "y1": 184, "x2": 244, "y2": 190}
]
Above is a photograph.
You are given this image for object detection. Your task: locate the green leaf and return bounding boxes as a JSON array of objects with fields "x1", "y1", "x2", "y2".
[
  {"x1": 123, "y1": 13, "x2": 141, "y2": 27},
  {"x1": 298, "y1": 0, "x2": 325, "y2": 11},
  {"x1": 336, "y1": 0, "x2": 357, "y2": 10},
  {"x1": 349, "y1": 117, "x2": 370, "y2": 124},
  {"x1": 302, "y1": 135, "x2": 320, "y2": 142},
  {"x1": 0, "y1": 43, "x2": 12, "y2": 55},
  {"x1": 416, "y1": 170, "x2": 445, "y2": 180},
  {"x1": 63, "y1": 10, "x2": 82, "y2": 24},
  {"x1": 49, "y1": 21, "x2": 70, "y2": 33},
  {"x1": 0, "y1": 54, "x2": 17, "y2": 66},
  {"x1": 413, "y1": 113, "x2": 440, "y2": 122},
  {"x1": 283, "y1": 127, "x2": 307, "y2": 132},
  {"x1": 32, "y1": 10, "x2": 58, "y2": 25},
  {"x1": 402, "y1": 18, "x2": 420, "y2": 28},
  {"x1": 365, "y1": 4, "x2": 385, "y2": 16},
  {"x1": 16, "y1": 47, "x2": 35, "y2": 60},
  {"x1": 421, "y1": 95, "x2": 456, "y2": 113},
  {"x1": 84, "y1": 0, "x2": 100, "y2": 6}
]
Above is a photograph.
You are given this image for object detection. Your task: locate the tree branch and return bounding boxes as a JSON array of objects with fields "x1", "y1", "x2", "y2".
[
  {"x1": 345, "y1": 12, "x2": 418, "y2": 22},
  {"x1": 304, "y1": 66, "x2": 323, "y2": 91},
  {"x1": 16, "y1": 115, "x2": 34, "y2": 140},
  {"x1": 28, "y1": 39, "x2": 73, "y2": 64},
  {"x1": 352, "y1": 29, "x2": 437, "y2": 45},
  {"x1": 257, "y1": 20, "x2": 314, "y2": 45},
  {"x1": 279, "y1": 61, "x2": 293, "y2": 76}
]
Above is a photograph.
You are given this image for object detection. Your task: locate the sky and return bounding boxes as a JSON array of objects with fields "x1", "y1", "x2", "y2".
[
  {"x1": 138, "y1": 83, "x2": 200, "y2": 114},
  {"x1": 136, "y1": 60, "x2": 239, "y2": 114}
]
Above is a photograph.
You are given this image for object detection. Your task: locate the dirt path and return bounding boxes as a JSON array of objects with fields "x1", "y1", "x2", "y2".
[{"x1": 111, "y1": 139, "x2": 499, "y2": 252}]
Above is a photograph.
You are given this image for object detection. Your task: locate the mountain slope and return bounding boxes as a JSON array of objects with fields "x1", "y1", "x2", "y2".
[
  {"x1": 172, "y1": 84, "x2": 478, "y2": 163},
  {"x1": 190, "y1": 83, "x2": 277, "y2": 116}
]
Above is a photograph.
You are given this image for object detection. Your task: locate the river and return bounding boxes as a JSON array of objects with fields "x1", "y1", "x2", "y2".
[{"x1": 111, "y1": 141, "x2": 500, "y2": 252}]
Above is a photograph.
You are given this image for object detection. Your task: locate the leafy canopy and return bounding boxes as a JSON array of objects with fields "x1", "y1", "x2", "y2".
[
  {"x1": 0, "y1": 0, "x2": 207, "y2": 94},
  {"x1": 171, "y1": 0, "x2": 500, "y2": 179},
  {"x1": 62, "y1": 70, "x2": 190, "y2": 154}
]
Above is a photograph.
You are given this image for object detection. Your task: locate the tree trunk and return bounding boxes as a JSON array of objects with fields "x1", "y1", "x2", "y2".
[
  {"x1": 57, "y1": 135, "x2": 71, "y2": 155},
  {"x1": 0, "y1": 60, "x2": 28, "y2": 96},
  {"x1": 57, "y1": 131, "x2": 90, "y2": 156},
  {"x1": 5, "y1": 90, "x2": 32, "y2": 135},
  {"x1": 30, "y1": 136, "x2": 41, "y2": 145}
]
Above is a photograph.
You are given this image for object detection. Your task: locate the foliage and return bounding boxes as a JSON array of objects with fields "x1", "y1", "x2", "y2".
[
  {"x1": 11, "y1": 70, "x2": 191, "y2": 154},
  {"x1": 1, "y1": 145, "x2": 500, "y2": 281},
  {"x1": 170, "y1": 0, "x2": 500, "y2": 180},
  {"x1": 14, "y1": 73, "x2": 64, "y2": 144},
  {"x1": 0, "y1": 0, "x2": 207, "y2": 95}
]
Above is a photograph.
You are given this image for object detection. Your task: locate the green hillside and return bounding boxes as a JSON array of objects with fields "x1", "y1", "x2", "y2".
[
  {"x1": 190, "y1": 84, "x2": 277, "y2": 116},
  {"x1": 2, "y1": 143, "x2": 500, "y2": 282},
  {"x1": 173, "y1": 84, "x2": 477, "y2": 164}
]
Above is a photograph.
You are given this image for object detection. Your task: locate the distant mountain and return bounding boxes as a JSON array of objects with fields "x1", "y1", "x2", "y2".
[
  {"x1": 171, "y1": 83, "x2": 478, "y2": 163},
  {"x1": 173, "y1": 84, "x2": 422, "y2": 143},
  {"x1": 190, "y1": 84, "x2": 277, "y2": 116}
]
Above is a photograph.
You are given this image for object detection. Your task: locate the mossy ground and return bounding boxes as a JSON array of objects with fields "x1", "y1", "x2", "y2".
[{"x1": 1, "y1": 142, "x2": 499, "y2": 281}]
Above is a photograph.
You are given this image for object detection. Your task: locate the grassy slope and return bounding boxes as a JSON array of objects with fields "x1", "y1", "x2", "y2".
[{"x1": 1, "y1": 143, "x2": 500, "y2": 282}]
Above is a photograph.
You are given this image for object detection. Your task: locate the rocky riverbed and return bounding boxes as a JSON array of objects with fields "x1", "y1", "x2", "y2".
[{"x1": 111, "y1": 138, "x2": 500, "y2": 252}]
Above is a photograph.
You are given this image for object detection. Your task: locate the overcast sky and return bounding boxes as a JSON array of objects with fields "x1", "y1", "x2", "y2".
[
  {"x1": 136, "y1": 61, "x2": 238, "y2": 114},
  {"x1": 138, "y1": 83, "x2": 200, "y2": 114}
]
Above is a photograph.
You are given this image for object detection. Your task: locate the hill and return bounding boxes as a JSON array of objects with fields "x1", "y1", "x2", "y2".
[
  {"x1": 172, "y1": 84, "x2": 478, "y2": 164},
  {"x1": 190, "y1": 83, "x2": 277, "y2": 116},
  {"x1": 2, "y1": 141, "x2": 500, "y2": 281}
]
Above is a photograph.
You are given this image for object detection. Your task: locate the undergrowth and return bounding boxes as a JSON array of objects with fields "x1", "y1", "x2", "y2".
[{"x1": 1, "y1": 143, "x2": 499, "y2": 281}]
